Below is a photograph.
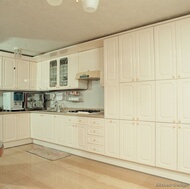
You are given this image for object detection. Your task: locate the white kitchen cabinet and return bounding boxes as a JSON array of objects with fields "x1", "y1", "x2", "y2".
[
  {"x1": 0, "y1": 116, "x2": 3, "y2": 141},
  {"x1": 87, "y1": 118, "x2": 105, "y2": 155},
  {"x1": 31, "y1": 113, "x2": 54, "y2": 143},
  {"x1": 65, "y1": 116, "x2": 87, "y2": 150},
  {"x1": 29, "y1": 62, "x2": 37, "y2": 90},
  {"x1": 136, "y1": 121, "x2": 155, "y2": 166},
  {"x1": 0, "y1": 57, "x2": 2, "y2": 89},
  {"x1": 65, "y1": 123, "x2": 77, "y2": 148},
  {"x1": 120, "y1": 120, "x2": 155, "y2": 166},
  {"x1": 120, "y1": 120, "x2": 136, "y2": 162},
  {"x1": 176, "y1": 17, "x2": 190, "y2": 78},
  {"x1": 119, "y1": 28, "x2": 154, "y2": 82},
  {"x1": 156, "y1": 123, "x2": 177, "y2": 171},
  {"x1": 178, "y1": 79, "x2": 190, "y2": 124},
  {"x1": 2, "y1": 57, "x2": 30, "y2": 90},
  {"x1": 156, "y1": 80, "x2": 177, "y2": 123},
  {"x1": 16, "y1": 59, "x2": 30, "y2": 90},
  {"x1": 178, "y1": 124, "x2": 190, "y2": 174},
  {"x1": 78, "y1": 48, "x2": 103, "y2": 72},
  {"x1": 104, "y1": 37, "x2": 119, "y2": 85},
  {"x1": 105, "y1": 119, "x2": 120, "y2": 158},
  {"x1": 49, "y1": 54, "x2": 87, "y2": 90},
  {"x1": 120, "y1": 81, "x2": 155, "y2": 121},
  {"x1": 2, "y1": 57, "x2": 16, "y2": 89},
  {"x1": 42, "y1": 114, "x2": 54, "y2": 143},
  {"x1": 154, "y1": 22, "x2": 177, "y2": 80},
  {"x1": 104, "y1": 37, "x2": 120, "y2": 119},
  {"x1": 3, "y1": 114, "x2": 17, "y2": 142},
  {"x1": 31, "y1": 113, "x2": 44, "y2": 140},
  {"x1": 2, "y1": 114, "x2": 30, "y2": 142},
  {"x1": 17, "y1": 114, "x2": 30, "y2": 140},
  {"x1": 54, "y1": 115, "x2": 66, "y2": 146},
  {"x1": 104, "y1": 84, "x2": 120, "y2": 119},
  {"x1": 36, "y1": 60, "x2": 49, "y2": 90}
]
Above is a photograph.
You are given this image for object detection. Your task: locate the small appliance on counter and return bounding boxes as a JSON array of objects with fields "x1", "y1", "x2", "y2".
[
  {"x1": 25, "y1": 92, "x2": 44, "y2": 110},
  {"x1": 44, "y1": 92, "x2": 57, "y2": 111},
  {"x1": 3, "y1": 92, "x2": 24, "y2": 111}
]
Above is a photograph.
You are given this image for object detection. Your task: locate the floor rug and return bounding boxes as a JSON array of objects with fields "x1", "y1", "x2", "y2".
[{"x1": 27, "y1": 146, "x2": 71, "y2": 161}]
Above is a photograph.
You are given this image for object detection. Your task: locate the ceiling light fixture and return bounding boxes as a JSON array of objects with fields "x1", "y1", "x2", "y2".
[
  {"x1": 47, "y1": 0, "x2": 99, "y2": 12},
  {"x1": 47, "y1": 0, "x2": 63, "y2": 6}
]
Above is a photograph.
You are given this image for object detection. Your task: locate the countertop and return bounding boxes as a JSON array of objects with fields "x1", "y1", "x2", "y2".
[{"x1": 0, "y1": 110, "x2": 105, "y2": 118}]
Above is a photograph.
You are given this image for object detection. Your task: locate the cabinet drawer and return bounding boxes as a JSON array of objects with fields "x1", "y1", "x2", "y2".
[
  {"x1": 87, "y1": 127, "x2": 104, "y2": 136},
  {"x1": 65, "y1": 116, "x2": 87, "y2": 124},
  {"x1": 87, "y1": 135, "x2": 104, "y2": 145},
  {"x1": 88, "y1": 118, "x2": 104, "y2": 127},
  {"x1": 88, "y1": 144, "x2": 104, "y2": 155}
]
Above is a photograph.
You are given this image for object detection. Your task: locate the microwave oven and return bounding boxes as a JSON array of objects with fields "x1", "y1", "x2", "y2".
[{"x1": 3, "y1": 92, "x2": 24, "y2": 111}]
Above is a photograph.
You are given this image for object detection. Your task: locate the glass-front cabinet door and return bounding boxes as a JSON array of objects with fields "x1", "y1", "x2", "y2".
[
  {"x1": 49, "y1": 60, "x2": 57, "y2": 87},
  {"x1": 60, "y1": 57, "x2": 68, "y2": 87}
]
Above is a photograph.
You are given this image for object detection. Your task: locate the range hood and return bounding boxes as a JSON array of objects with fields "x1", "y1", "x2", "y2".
[{"x1": 76, "y1": 70, "x2": 100, "y2": 80}]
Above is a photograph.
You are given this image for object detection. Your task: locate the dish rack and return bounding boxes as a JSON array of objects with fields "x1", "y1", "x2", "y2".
[{"x1": 65, "y1": 91, "x2": 83, "y2": 102}]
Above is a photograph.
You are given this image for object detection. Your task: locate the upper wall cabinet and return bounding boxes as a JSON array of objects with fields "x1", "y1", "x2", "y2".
[
  {"x1": 2, "y1": 57, "x2": 30, "y2": 90},
  {"x1": 78, "y1": 48, "x2": 103, "y2": 72},
  {"x1": 49, "y1": 53, "x2": 87, "y2": 90},
  {"x1": 119, "y1": 28, "x2": 155, "y2": 82},
  {"x1": 154, "y1": 17, "x2": 190, "y2": 80},
  {"x1": 29, "y1": 62, "x2": 37, "y2": 90}
]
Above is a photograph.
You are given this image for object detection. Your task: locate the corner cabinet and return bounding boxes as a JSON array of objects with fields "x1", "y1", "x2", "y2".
[{"x1": 49, "y1": 53, "x2": 87, "y2": 90}]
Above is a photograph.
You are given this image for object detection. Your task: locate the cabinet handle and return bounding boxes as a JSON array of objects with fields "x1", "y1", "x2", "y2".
[
  {"x1": 93, "y1": 121, "x2": 96, "y2": 124},
  {"x1": 178, "y1": 125, "x2": 181, "y2": 129}
]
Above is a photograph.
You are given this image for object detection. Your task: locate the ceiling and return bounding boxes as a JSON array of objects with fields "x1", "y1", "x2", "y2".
[{"x1": 1, "y1": 0, "x2": 190, "y2": 57}]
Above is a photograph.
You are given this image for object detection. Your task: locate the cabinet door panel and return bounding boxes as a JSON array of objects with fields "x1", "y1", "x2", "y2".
[
  {"x1": 3, "y1": 115, "x2": 17, "y2": 142},
  {"x1": 120, "y1": 83, "x2": 136, "y2": 120},
  {"x1": 0, "y1": 57, "x2": 2, "y2": 89},
  {"x1": 41, "y1": 61, "x2": 49, "y2": 90},
  {"x1": 154, "y1": 22, "x2": 177, "y2": 80},
  {"x1": 156, "y1": 80, "x2": 177, "y2": 123},
  {"x1": 105, "y1": 120, "x2": 119, "y2": 158},
  {"x1": 137, "y1": 82, "x2": 155, "y2": 121},
  {"x1": 137, "y1": 122, "x2": 155, "y2": 166},
  {"x1": 16, "y1": 59, "x2": 29, "y2": 89},
  {"x1": 17, "y1": 114, "x2": 30, "y2": 139},
  {"x1": 156, "y1": 123, "x2": 177, "y2": 170},
  {"x1": 77, "y1": 125, "x2": 87, "y2": 150},
  {"x1": 54, "y1": 116, "x2": 66, "y2": 145},
  {"x1": 43, "y1": 115, "x2": 54, "y2": 143},
  {"x1": 120, "y1": 120, "x2": 136, "y2": 162},
  {"x1": 66, "y1": 124, "x2": 77, "y2": 148},
  {"x1": 136, "y1": 28, "x2": 154, "y2": 81},
  {"x1": 29, "y1": 62, "x2": 37, "y2": 90},
  {"x1": 3, "y1": 57, "x2": 15, "y2": 89},
  {"x1": 119, "y1": 33, "x2": 135, "y2": 82},
  {"x1": 104, "y1": 84, "x2": 119, "y2": 119},
  {"x1": 176, "y1": 18, "x2": 190, "y2": 78},
  {"x1": 0, "y1": 116, "x2": 2, "y2": 141},
  {"x1": 104, "y1": 37, "x2": 119, "y2": 84},
  {"x1": 178, "y1": 79, "x2": 190, "y2": 124},
  {"x1": 178, "y1": 124, "x2": 190, "y2": 174}
]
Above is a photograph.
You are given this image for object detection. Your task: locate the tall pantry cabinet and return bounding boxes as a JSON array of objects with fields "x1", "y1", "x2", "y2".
[{"x1": 154, "y1": 18, "x2": 190, "y2": 174}]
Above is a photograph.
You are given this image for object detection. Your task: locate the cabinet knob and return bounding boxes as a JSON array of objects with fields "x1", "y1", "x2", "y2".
[
  {"x1": 178, "y1": 120, "x2": 181, "y2": 123},
  {"x1": 136, "y1": 78, "x2": 139, "y2": 81},
  {"x1": 172, "y1": 75, "x2": 175, "y2": 79},
  {"x1": 178, "y1": 125, "x2": 181, "y2": 129},
  {"x1": 136, "y1": 122, "x2": 139, "y2": 125},
  {"x1": 178, "y1": 75, "x2": 181, "y2": 78},
  {"x1": 173, "y1": 120, "x2": 176, "y2": 123}
]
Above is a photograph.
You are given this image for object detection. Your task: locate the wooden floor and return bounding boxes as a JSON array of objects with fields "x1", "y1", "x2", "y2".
[{"x1": 0, "y1": 144, "x2": 189, "y2": 189}]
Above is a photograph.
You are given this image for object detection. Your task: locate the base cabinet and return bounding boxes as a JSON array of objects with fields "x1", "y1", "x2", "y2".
[
  {"x1": 105, "y1": 119, "x2": 120, "y2": 158},
  {"x1": 120, "y1": 120, "x2": 155, "y2": 166},
  {"x1": 31, "y1": 114, "x2": 54, "y2": 143},
  {"x1": 3, "y1": 114, "x2": 30, "y2": 142}
]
